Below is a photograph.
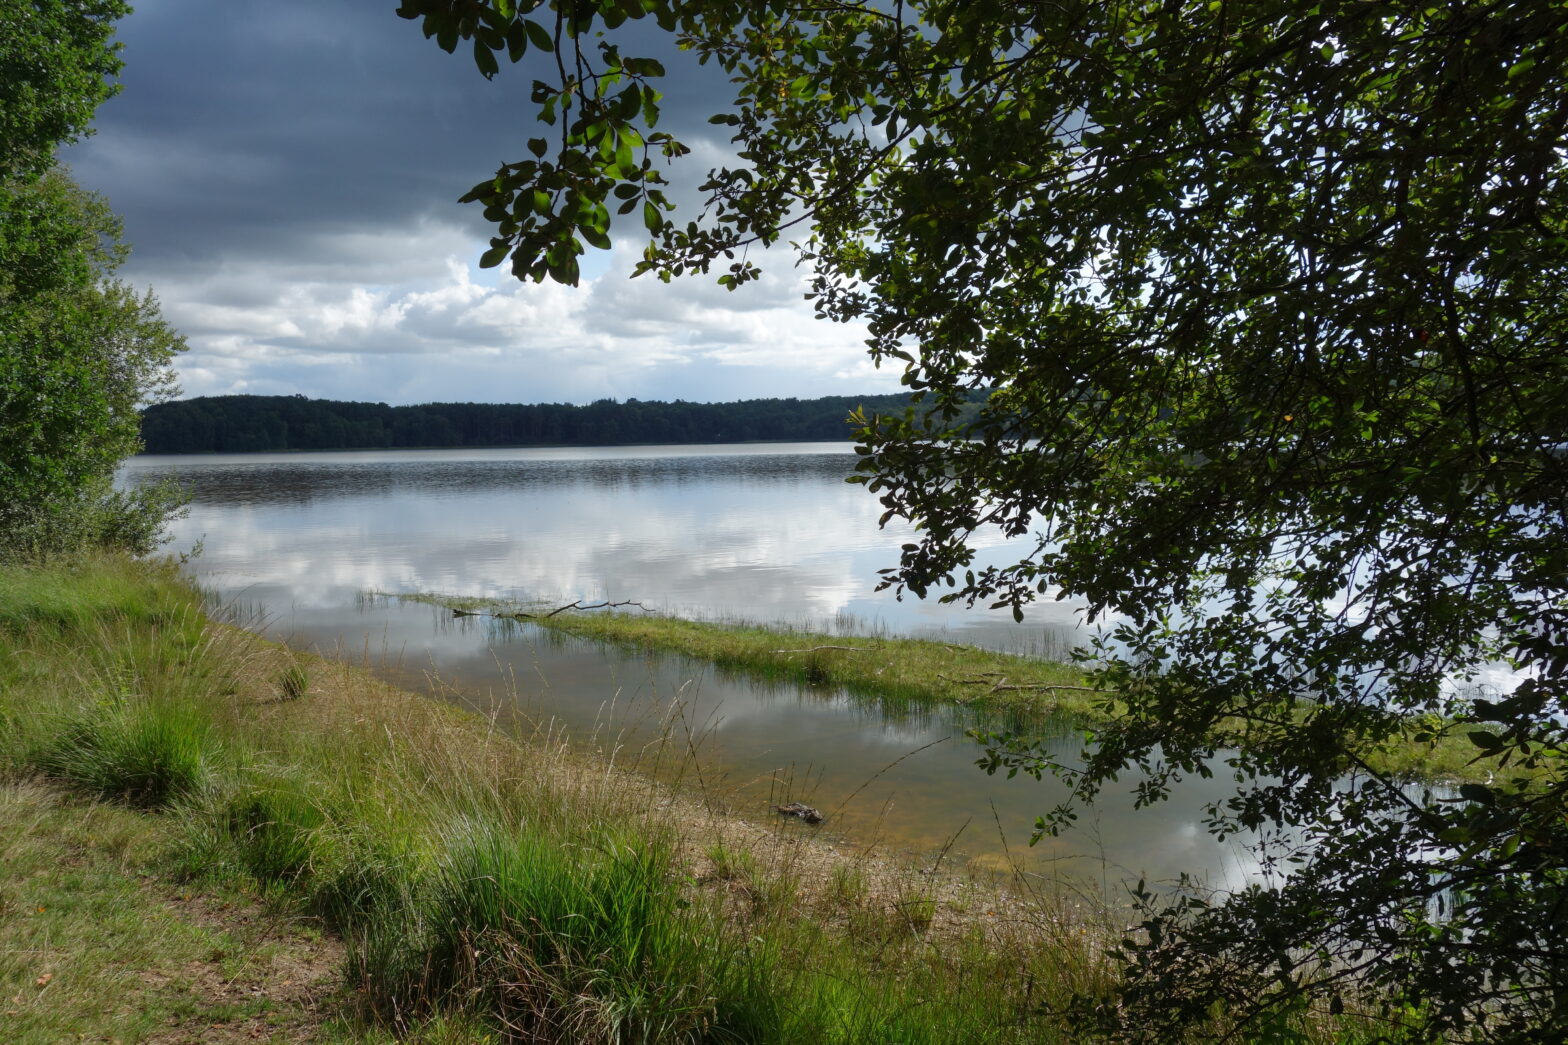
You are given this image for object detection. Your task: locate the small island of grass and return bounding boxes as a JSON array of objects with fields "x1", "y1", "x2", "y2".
[{"x1": 395, "y1": 592, "x2": 1507, "y2": 785}]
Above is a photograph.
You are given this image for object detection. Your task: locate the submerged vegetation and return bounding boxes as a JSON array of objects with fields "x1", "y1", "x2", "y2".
[
  {"x1": 397, "y1": 591, "x2": 1096, "y2": 717},
  {"x1": 395, "y1": 592, "x2": 1507, "y2": 784}
]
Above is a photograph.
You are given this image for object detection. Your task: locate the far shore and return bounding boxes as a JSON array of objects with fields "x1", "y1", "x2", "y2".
[{"x1": 131, "y1": 437, "x2": 859, "y2": 457}]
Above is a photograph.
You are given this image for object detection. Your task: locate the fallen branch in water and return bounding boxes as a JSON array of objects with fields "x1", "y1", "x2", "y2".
[
  {"x1": 772, "y1": 644, "x2": 883, "y2": 654},
  {"x1": 937, "y1": 673, "x2": 1100, "y2": 694},
  {"x1": 445, "y1": 598, "x2": 655, "y2": 621},
  {"x1": 514, "y1": 599, "x2": 655, "y2": 619}
]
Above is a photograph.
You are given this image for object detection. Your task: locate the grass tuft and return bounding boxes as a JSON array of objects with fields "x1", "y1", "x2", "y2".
[
  {"x1": 217, "y1": 776, "x2": 327, "y2": 884},
  {"x1": 276, "y1": 661, "x2": 310, "y2": 701},
  {"x1": 413, "y1": 820, "x2": 719, "y2": 1041},
  {"x1": 31, "y1": 696, "x2": 212, "y2": 809}
]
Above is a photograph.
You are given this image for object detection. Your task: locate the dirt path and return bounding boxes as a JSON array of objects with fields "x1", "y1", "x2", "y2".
[{"x1": 0, "y1": 781, "x2": 342, "y2": 1044}]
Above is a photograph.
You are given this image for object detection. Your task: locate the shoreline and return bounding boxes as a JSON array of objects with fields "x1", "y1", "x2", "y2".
[
  {"x1": 1, "y1": 555, "x2": 1128, "y2": 1043},
  {"x1": 130, "y1": 437, "x2": 859, "y2": 458}
]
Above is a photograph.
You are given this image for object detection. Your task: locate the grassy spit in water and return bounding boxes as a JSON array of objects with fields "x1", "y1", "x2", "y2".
[
  {"x1": 396, "y1": 593, "x2": 1505, "y2": 783},
  {"x1": 0, "y1": 556, "x2": 1413, "y2": 1042},
  {"x1": 397, "y1": 592, "x2": 1098, "y2": 719}
]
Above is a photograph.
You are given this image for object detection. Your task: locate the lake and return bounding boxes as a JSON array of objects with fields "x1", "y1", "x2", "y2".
[{"x1": 121, "y1": 443, "x2": 1267, "y2": 892}]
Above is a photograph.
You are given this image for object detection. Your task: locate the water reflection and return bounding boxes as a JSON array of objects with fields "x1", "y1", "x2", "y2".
[
  {"x1": 120, "y1": 444, "x2": 1261, "y2": 889},
  {"x1": 125, "y1": 445, "x2": 1082, "y2": 652}
]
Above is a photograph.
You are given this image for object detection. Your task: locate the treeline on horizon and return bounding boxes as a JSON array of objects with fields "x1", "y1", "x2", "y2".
[{"x1": 138, "y1": 392, "x2": 956, "y2": 454}]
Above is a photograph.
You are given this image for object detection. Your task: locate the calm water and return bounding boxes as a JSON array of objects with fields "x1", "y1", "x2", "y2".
[{"x1": 121, "y1": 444, "x2": 1265, "y2": 890}]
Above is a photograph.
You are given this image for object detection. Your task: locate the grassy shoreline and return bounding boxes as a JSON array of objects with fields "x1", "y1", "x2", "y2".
[
  {"x1": 2, "y1": 556, "x2": 1134, "y2": 1043},
  {"x1": 2, "y1": 557, "x2": 1435, "y2": 1041}
]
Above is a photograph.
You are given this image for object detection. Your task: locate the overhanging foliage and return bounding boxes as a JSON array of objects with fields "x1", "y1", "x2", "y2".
[{"x1": 408, "y1": 1, "x2": 1568, "y2": 1038}]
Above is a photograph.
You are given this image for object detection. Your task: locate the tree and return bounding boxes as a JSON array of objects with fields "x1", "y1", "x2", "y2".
[
  {"x1": 407, "y1": 1, "x2": 1568, "y2": 1038},
  {"x1": 0, "y1": 0, "x2": 128, "y2": 179},
  {"x1": 1, "y1": 0, "x2": 184, "y2": 556}
]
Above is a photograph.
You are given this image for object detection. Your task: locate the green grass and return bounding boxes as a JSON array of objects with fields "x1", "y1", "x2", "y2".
[
  {"x1": 0, "y1": 550, "x2": 197, "y2": 635},
  {"x1": 0, "y1": 555, "x2": 1410, "y2": 1043},
  {"x1": 0, "y1": 780, "x2": 344, "y2": 1044},
  {"x1": 28, "y1": 693, "x2": 214, "y2": 808}
]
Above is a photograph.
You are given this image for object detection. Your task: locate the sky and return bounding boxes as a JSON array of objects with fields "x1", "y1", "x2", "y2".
[{"x1": 62, "y1": 0, "x2": 896, "y2": 407}]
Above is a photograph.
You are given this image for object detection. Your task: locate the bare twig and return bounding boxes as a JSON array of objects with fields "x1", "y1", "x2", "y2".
[
  {"x1": 772, "y1": 644, "x2": 883, "y2": 654},
  {"x1": 937, "y1": 673, "x2": 1101, "y2": 694},
  {"x1": 513, "y1": 598, "x2": 655, "y2": 619}
]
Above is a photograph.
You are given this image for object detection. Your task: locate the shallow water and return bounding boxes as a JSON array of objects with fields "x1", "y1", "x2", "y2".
[{"x1": 122, "y1": 444, "x2": 1267, "y2": 891}]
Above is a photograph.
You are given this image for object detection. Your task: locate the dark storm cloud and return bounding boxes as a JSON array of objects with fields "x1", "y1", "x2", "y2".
[
  {"x1": 66, "y1": 0, "x2": 730, "y2": 273},
  {"x1": 55, "y1": 1, "x2": 893, "y2": 405}
]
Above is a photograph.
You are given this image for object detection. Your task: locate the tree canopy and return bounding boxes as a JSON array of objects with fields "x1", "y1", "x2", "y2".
[
  {"x1": 0, "y1": 0, "x2": 128, "y2": 180},
  {"x1": 0, "y1": 0, "x2": 184, "y2": 555},
  {"x1": 407, "y1": 0, "x2": 1568, "y2": 1038}
]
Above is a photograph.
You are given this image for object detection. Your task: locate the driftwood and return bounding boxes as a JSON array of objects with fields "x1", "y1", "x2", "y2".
[
  {"x1": 513, "y1": 598, "x2": 653, "y2": 619},
  {"x1": 771, "y1": 644, "x2": 882, "y2": 654},
  {"x1": 937, "y1": 672, "x2": 1100, "y2": 695},
  {"x1": 449, "y1": 598, "x2": 654, "y2": 621},
  {"x1": 774, "y1": 802, "x2": 825, "y2": 825}
]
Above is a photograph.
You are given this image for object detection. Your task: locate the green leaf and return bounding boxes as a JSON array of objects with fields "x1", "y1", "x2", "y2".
[
  {"x1": 524, "y1": 18, "x2": 553, "y2": 53},
  {"x1": 478, "y1": 241, "x2": 510, "y2": 268},
  {"x1": 473, "y1": 38, "x2": 499, "y2": 79},
  {"x1": 1457, "y1": 783, "x2": 1494, "y2": 805},
  {"x1": 505, "y1": 21, "x2": 528, "y2": 62}
]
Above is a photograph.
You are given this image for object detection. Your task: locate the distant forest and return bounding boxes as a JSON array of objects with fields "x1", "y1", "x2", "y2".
[{"x1": 138, "y1": 393, "x2": 943, "y2": 454}]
